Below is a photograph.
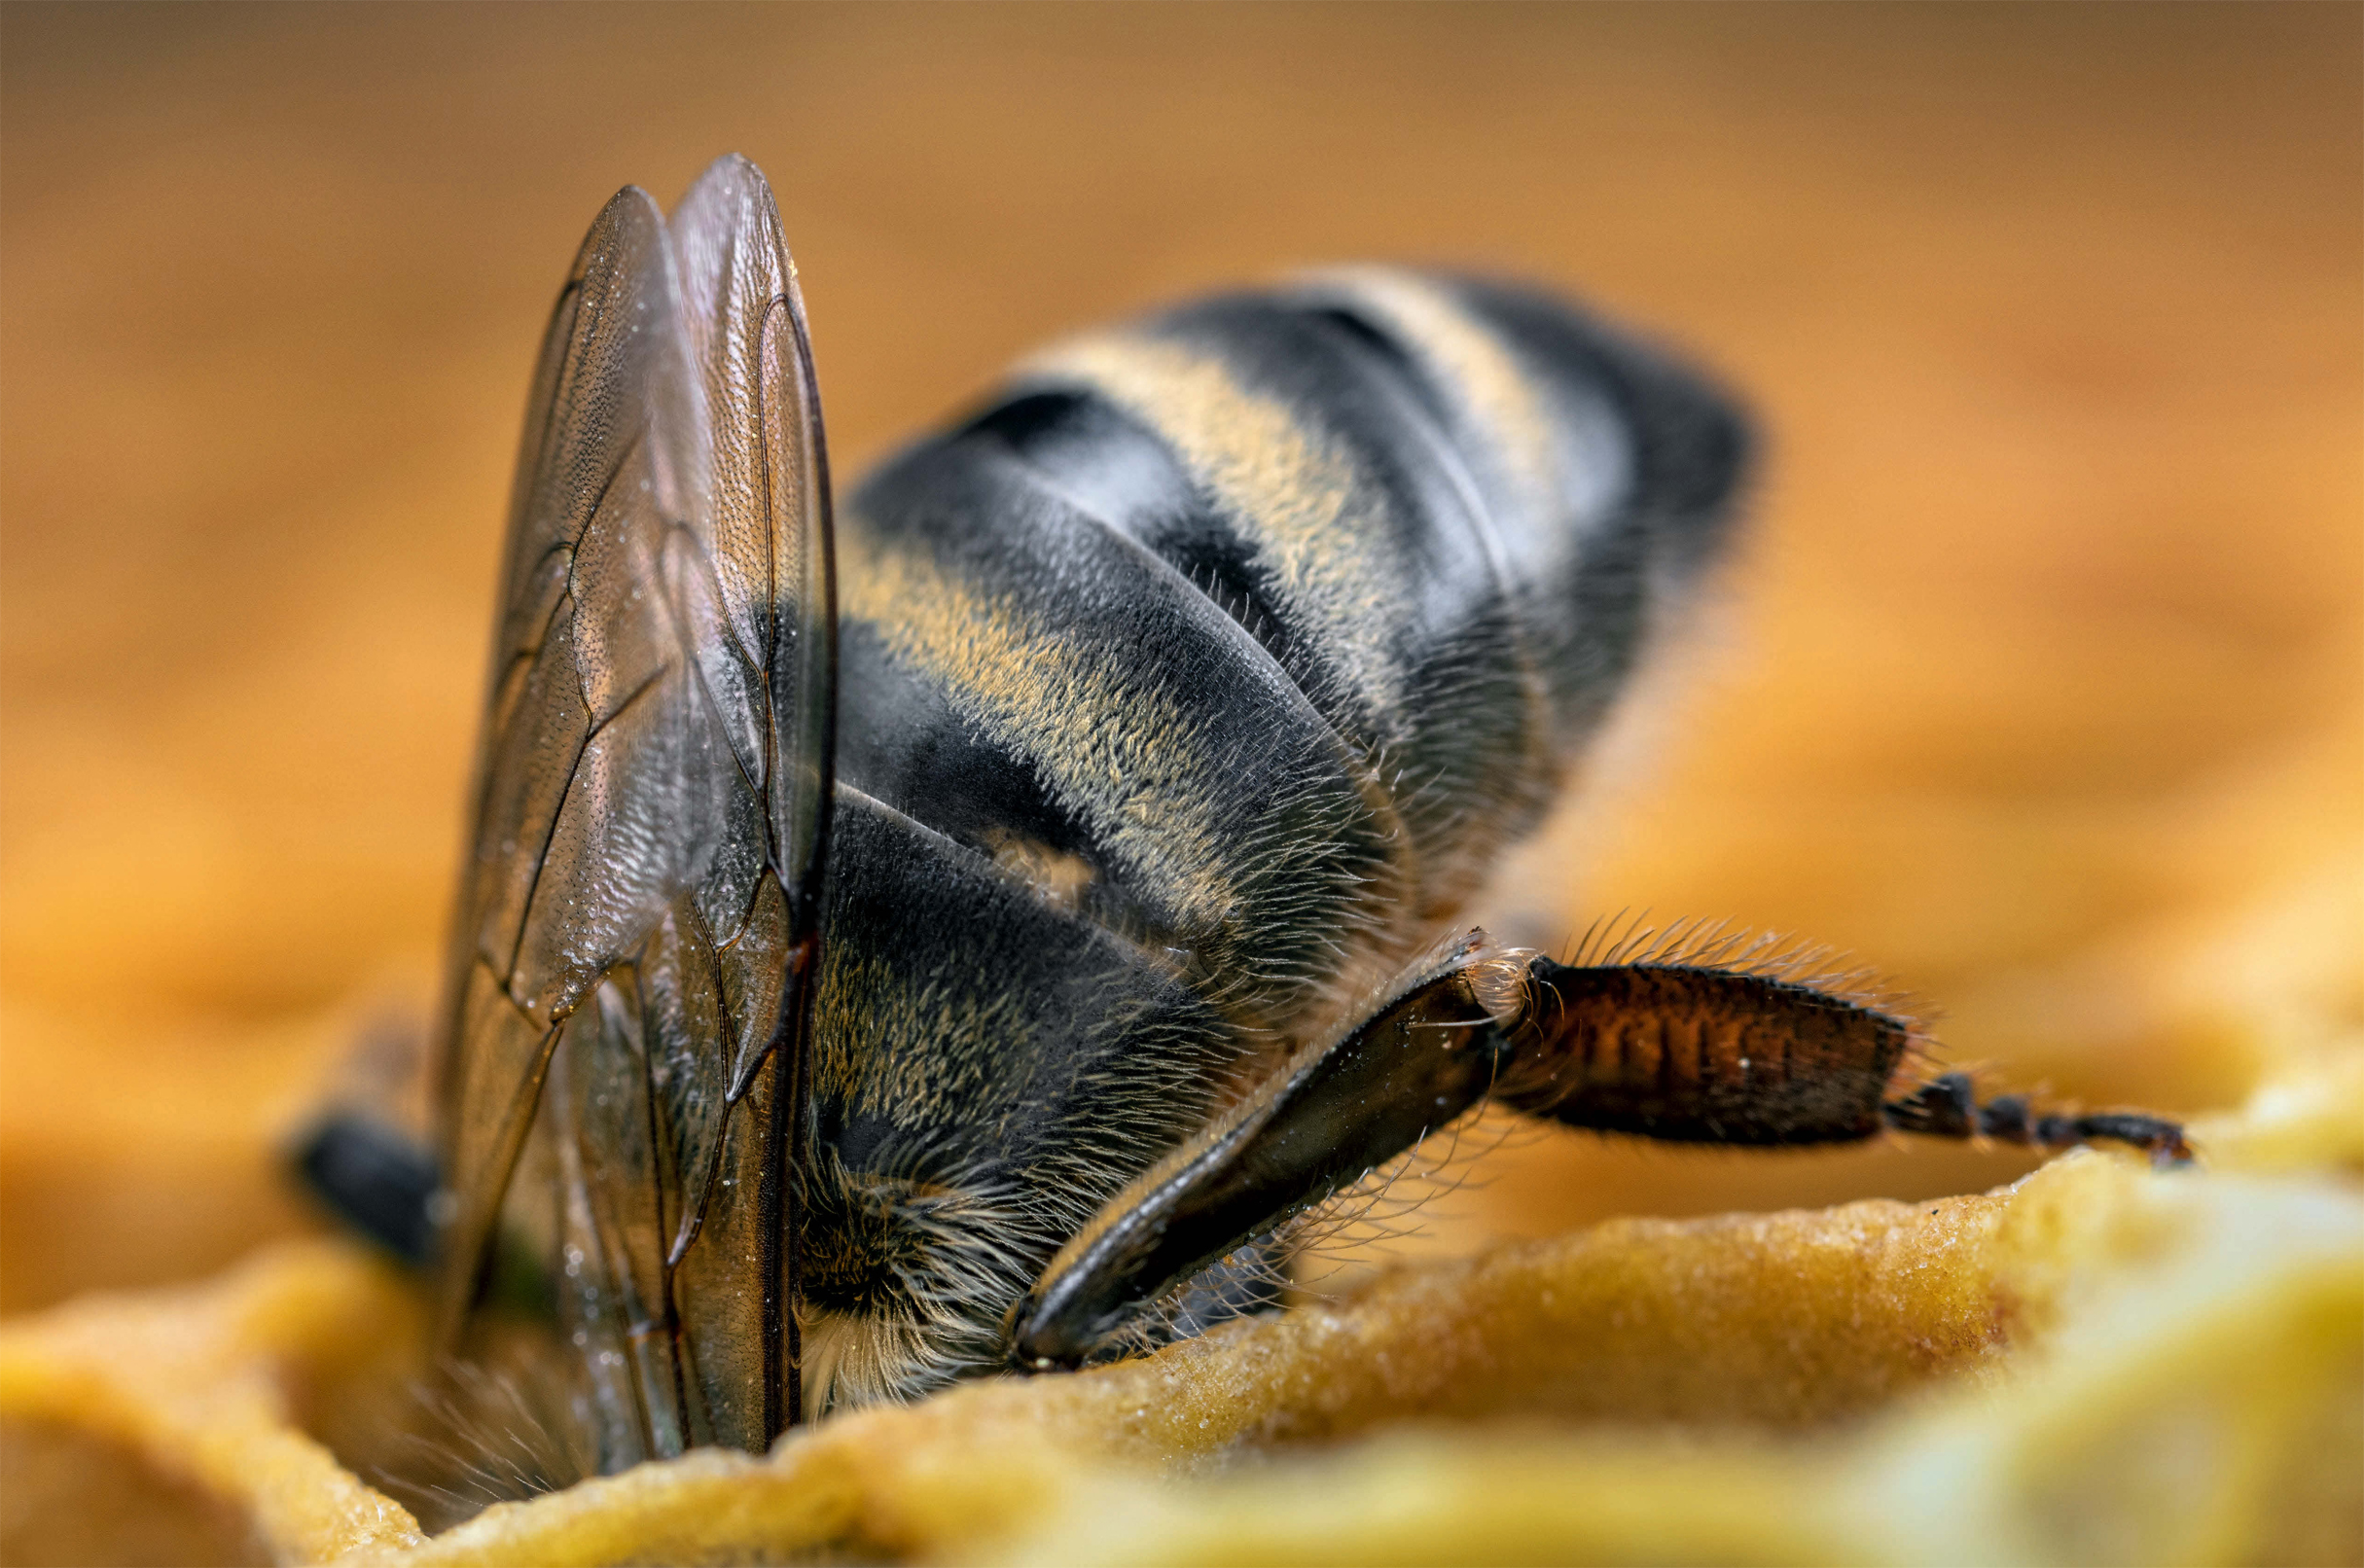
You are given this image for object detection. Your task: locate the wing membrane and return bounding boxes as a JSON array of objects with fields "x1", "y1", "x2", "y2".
[
  {"x1": 436, "y1": 156, "x2": 835, "y2": 1465},
  {"x1": 668, "y1": 156, "x2": 838, "y2": 1091}
]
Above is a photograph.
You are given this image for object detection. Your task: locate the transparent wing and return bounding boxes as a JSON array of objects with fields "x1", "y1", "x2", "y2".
[
  {"x1": 434, "y1": 155, "x2": 835, "y2": 1462},
  {"x1": 660, "y1": 153, "x2": 837, "y2": 1448}
]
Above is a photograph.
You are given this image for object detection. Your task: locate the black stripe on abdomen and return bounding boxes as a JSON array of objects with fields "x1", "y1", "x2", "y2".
[{"x1": 837, "y1": 432, "x2": 1408, "y2": 1036}]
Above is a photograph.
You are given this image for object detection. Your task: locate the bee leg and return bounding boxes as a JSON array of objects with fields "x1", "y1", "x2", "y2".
[
  {"x1": 1493, "y1": 955, "x2": 2192, "y2": 1165},
  {"x1": 1007, "y1": 941, "x2": 2198, "y2": 1372},
  {"x1": 1006, "y1": 934, "x2": 1516, "y2": 1371},
  {"x1": 292, "y1": 1112, "x2": 443, "y2": 1265},
  {"x1": 1490, "y1": 954, "x2": 1914, "y2": 1146},
  {"x1": 1881, "y1": 1073, "x2": 2193, "y2": 1166},
  {"x1": 1095, "y1": 1237, "x2": 1292, "y2": 1364}
]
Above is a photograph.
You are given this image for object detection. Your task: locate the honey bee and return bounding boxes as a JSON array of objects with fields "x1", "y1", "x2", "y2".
[{"x1": 302, "y1": 153, "x2": 2188, "y2": 1492}]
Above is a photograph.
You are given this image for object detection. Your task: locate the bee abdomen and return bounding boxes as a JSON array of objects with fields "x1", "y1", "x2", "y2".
[{"x1": 1001, "y1": 270, "x2": 1749, "y2": 914}]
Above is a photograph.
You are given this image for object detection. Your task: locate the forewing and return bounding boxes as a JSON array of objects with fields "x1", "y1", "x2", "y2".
[
  {"x1": 547, "y1": 978, "x2": 682, "y2": 1463},
  {"x1": 435, "y1": 185, "x2": 727, "y2": 1335}
]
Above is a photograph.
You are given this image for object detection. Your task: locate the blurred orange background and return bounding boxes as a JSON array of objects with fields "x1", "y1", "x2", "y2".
[{"x1": 2, "y1": 3, "x2": 2357, "y2": 1314}]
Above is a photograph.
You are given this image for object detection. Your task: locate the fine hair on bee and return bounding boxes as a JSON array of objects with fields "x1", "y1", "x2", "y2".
[
  {"x1": 352, "y1": 1353, "x2": 595, "y2": 1535},
  {"x1": 292, "y1": 152, "x2": 2194, "y2": 1514},
  {"x1": 1113, "y1": 1094, "x2": 1540, "y2": 1353},
  {"x1": 1496, "y1": 909, "x2": 1940, "y2": 1123}
]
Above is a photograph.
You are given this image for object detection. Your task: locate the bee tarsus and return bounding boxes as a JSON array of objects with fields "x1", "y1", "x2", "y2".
[{"x1": 1882, "y1": 1072, "x2": 2194, "y2": 1166}]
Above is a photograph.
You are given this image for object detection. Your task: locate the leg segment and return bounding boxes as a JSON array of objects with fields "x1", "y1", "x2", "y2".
[
  {"x1": 1492, "y1": 956, "x2": 1916, "y2": 1144},
  {"x1": 293, "y1": 1112, "x2": 443, "y2": 1265},
  {"x1": 1497, "y1": 952, "x2": 2192, "y2": 1165},
  {"x1": 1883, "y1": 1072, "x2": 2192, "y2": 1165},
  {"x1": 1006, "y1": 935, "x2": 1513, "y2": 1370}
]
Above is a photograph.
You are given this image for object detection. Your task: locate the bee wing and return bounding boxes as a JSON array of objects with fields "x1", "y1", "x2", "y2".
[
  {"x1": 436, "y1": 156, "x2": 835, "y2": 1458},
  {"x1": 652, "y1": 153, "x2": 836, "y2": 1447}
]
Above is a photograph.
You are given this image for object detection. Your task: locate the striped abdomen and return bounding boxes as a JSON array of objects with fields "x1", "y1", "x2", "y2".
[{"x1": 800, "y1": 268, "x2": 1747, "y2": 1403}]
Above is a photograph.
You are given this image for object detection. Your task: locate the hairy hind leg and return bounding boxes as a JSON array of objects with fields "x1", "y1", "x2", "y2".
[
  {"x1": 1004, "y1": 929, "x2": 2197, "y2": 1372},
  {"x1": 1495, "y1": 945, "x2": 2193, "y2": 1167}
]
